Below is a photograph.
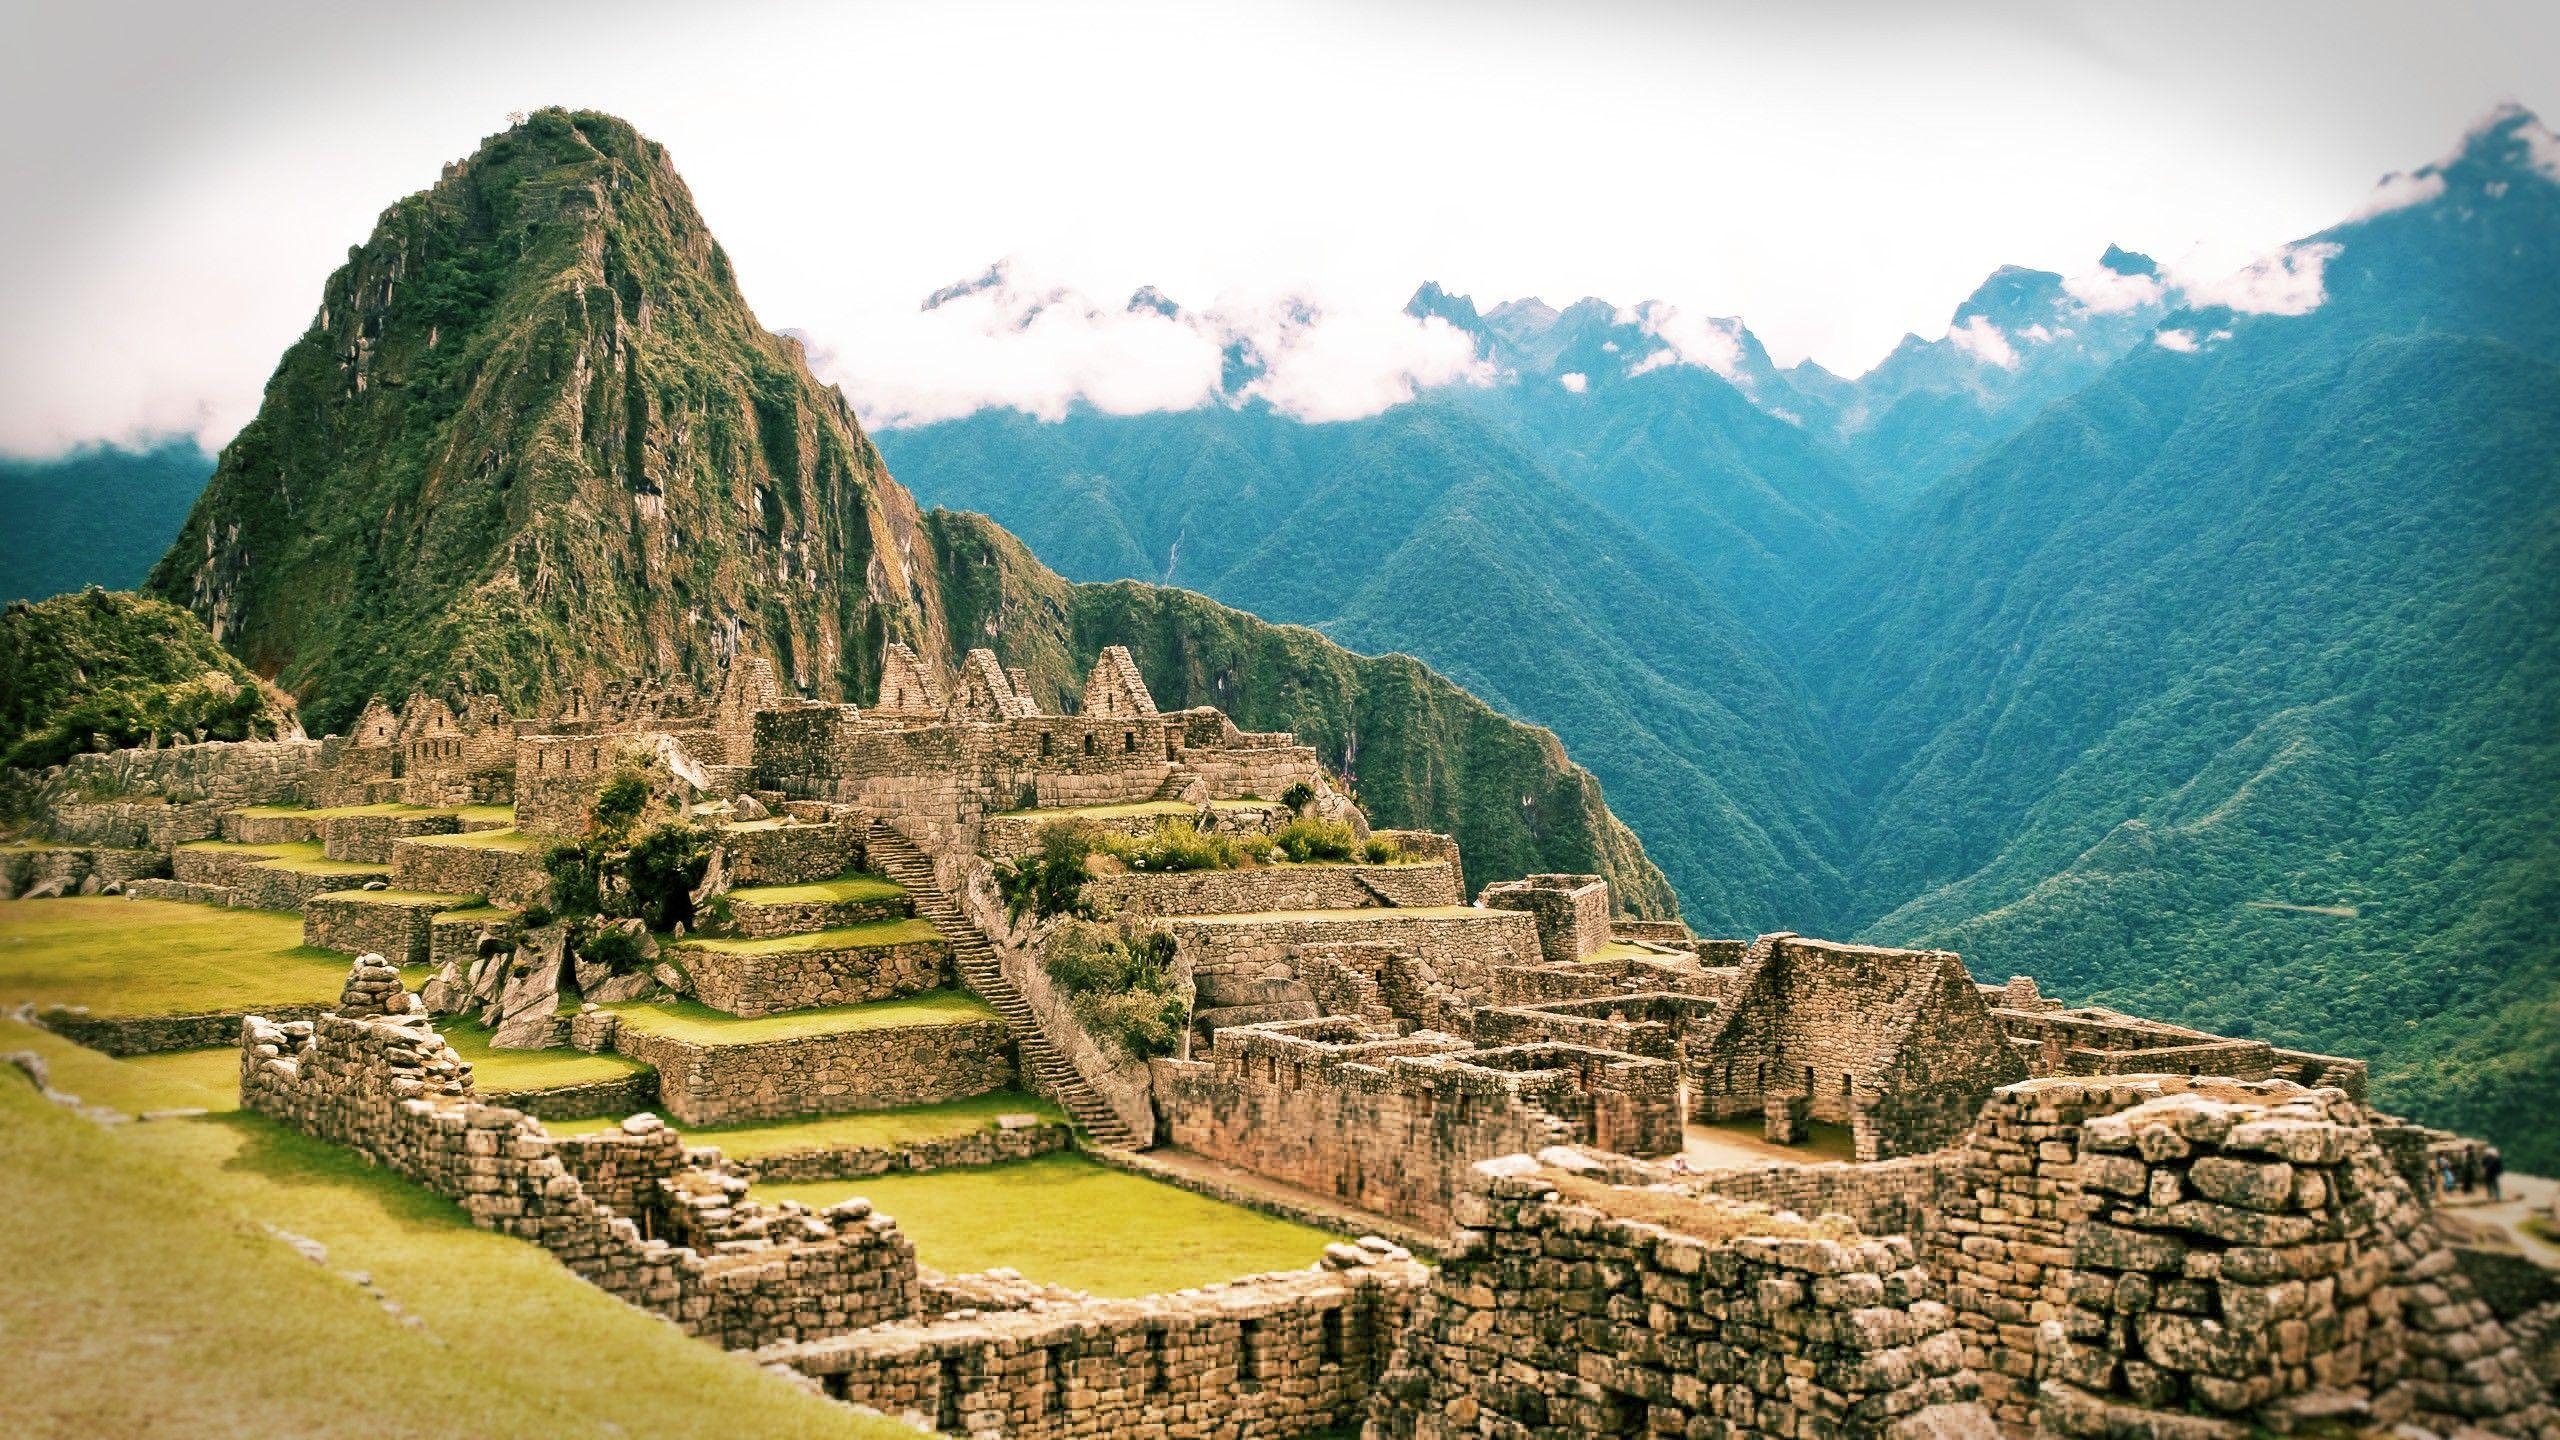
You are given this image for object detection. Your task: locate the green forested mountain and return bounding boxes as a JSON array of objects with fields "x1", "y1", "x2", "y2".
[
  {"x1": 1, "y1": 589, "x2": 294, "y2": 770},
  {"x1": 1810, "y1": 106, "x2": 2560, "y2": 1164},
  {"x1": 884, "y1": 401, "x2": 1852, "y2": 932},
  {"x1": 0, "y1": 441, "x2": 214, "y2": 602},
  {"x1": 125, "y1": 109, "x2": 1673, "y2": 912}
]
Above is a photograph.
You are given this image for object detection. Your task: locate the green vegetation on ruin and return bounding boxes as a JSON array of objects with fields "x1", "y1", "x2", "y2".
[
  {"x1": 433, "y1": 903, "x2": 511, "y2": 921},
  {"x1": 606, "y1": 991, "x2": 998, "y2": 1045},
  {"x1": 0, "y1": 1066, "x2": 900, "y2": 1439},
  {"x1": 993, "y1": 798, "x2": 1277, "y2": 820},
  {"x1": 433, "y1": 1020, "x2": 651, "y2": 1094},
  {"x1": 0, "y1": 587, "x2": 292, "y2": 770},
  {"x1": 676, "y1": 917, "x2": 943, "y2": 955},
  {"x1": 722, "y1": 871, "x2": 906, "y2": 907},
  {"x1": 0, "y1": 898, "x2": 348, "y2": 1016},
  {"x1": 754, "y1": 1151, "x2": 1345, "y2": 1298}
]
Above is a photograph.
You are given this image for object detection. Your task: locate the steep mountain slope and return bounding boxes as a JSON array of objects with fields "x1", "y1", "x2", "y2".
[
  {"x1": 1810, "y1": 107, "x2": 2560, "y2": 1164},
  {"x1": 131, "y1": 109, "x2": 1673, "y2": 911},
  {"x1": 1, "y1": 441, "x2": 215, "y2": 602},
  {"x1": 887, "y1": 402, "x2": 1848, "y2": 932},
  {"x1": 927, "y1": 512, "x2": 1676, "y2": 914},
  {"x1": 1, "y1": 589, "x2": 295, "y2": 770},
  {"x1": 148, "y1": 110, "x2": 953, "y2": 733}
]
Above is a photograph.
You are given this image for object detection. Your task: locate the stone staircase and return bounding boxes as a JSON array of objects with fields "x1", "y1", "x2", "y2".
[{"x1": 865, "y1": 824, "x2": 1141, "y2": 1148}]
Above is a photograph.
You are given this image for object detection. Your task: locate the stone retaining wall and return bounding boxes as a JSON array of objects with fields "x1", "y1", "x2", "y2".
[
  {"x1": 612, "y1": 1015, "x2": 1015, "y2": 1126},
  {"x1": 390, "y1": 838, "x2": 548, "y2": 906},
  {"x1": 319, "y1": 810, "x2": 460, "y2": 862},
  {"x1": 720, "y1": 819, "x2": 868, "y2": 888},
  {"x1": 54, "y1": 738, "x2": 321, "y2": 809},
  {"x1": 223, "y1": 811, "x2": 320, "y2": 844},
  {"x1": 43, "y1": 800, "x2": 231, "y2": 850},
  {"x1": 1083, "y1": 861, "x2": 1461, "y2": 919},
  {"x1": 483, "y1": 1069, "x2": 659, "y2": 1122},
  {"x1": 763, "y1": 1251, "x2": 1427, "y2": 1440},
  {"x1": 679, "y1": 936, "x2": 955, "y2": 1018},
  {"x1": 39, "y1": 1001, "x2": 332, "y2": 1055},
  {"x1": 303, "y1": 893, "x2": 466, "y2": 967},
  {"x1": 1, "y1": 844, "x2": 166, "y2": 896},
  {"x1": 725, "y1": 890, "x2": 910, "y2": 938},
  {"x1": 1166, "y1": 910, "x2": 1542, "y2": 1007},
  {"x1": 727, "y1": 1120, "x2": 1072, "y2": 1184},
  {"x1": 241, "y1": 988, "x2": 919, "y2": 1350},
  {"x1": 1366, "y1": 1159, "x2": 1996, "y2": 1439}
]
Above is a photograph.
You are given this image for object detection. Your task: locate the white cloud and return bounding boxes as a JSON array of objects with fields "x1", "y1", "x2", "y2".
[
  {"x1": 2154, "y1": 328, "x2": 2200, "y2": 352},
  {"x1": 2177, "y1": 241, "x2": 2342, "y2": 316},
  {"x1": 2518, "y1": 115, "x2": 2560, "y2": 182},
  {"x1": 1948, "y1": 315, "x2": 2019, "y2": 369},
  {"x1": 2347, "y1": 169, "x2": 2446, "y2": 220},
  {"x1": 2018, "y1": 322, "x2": 2055, "y2": 343},
  {"x1": 1626, "y1": 348, "x2": 1679, "y2": 378},
  {"x1": 2061, "y1": 265, "x2": 2166, "y2": 315},
  {"x1": 1558, "y1": 372, "x2": 1588, "y2": 394},
  {"x1": 1234, "y1": 305, "x2": 1493, "y2": 423},
  {"x1": 1614, "y1": 302, "x2": 1750, "y2": 386}
]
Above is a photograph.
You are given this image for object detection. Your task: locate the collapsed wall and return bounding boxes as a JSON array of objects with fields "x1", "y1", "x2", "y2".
[{"x1": 239, "y1": 956, "x2": 919, "y2": 1350}]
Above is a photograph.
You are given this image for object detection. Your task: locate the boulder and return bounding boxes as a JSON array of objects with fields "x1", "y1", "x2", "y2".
[{"x1": 488, "y1": 928, "x2": 567, "y2": 1049}]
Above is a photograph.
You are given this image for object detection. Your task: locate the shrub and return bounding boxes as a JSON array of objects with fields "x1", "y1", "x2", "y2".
[
  {"x1": 1045, "y1": 923, "x2": 1186, "y2": 1059},
  {"x1": 543, "y1": 773, "x2": 709, "y2": 931},
  {"x1": 1272, "y1": 817, "x2": 1359, "y2": 863},
  {"x1": 1103, "y1": 821, "x2": 1238, "y2": 873},
  {"x1": 1362, "y1": 836, "x2": 1401, "y2": 864},
  {"x1": 996, "y1": 820, "x2": 1101, "y2": 921},
  {"x1": 618, "y1": 822, "x2": 711, "y2": 933},
  {"x1": 579, "y1": 922, "x2": 645, "y2": 973},
  {"x1": 1280, "y1": 781, "x2": 1316, "y2": 813}
]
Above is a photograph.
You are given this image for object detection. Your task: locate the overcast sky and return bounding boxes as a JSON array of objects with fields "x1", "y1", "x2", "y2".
[{"x1": 2, "y1": 0, "x2": 2554, "y2": 456}]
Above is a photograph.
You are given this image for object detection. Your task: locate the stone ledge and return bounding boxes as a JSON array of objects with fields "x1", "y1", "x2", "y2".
[{"x1": 613, "y1": 1016, "x2": 1016, "y2": 1127}]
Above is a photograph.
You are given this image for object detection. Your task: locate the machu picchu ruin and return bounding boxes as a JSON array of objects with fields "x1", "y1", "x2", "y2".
[{"x1": 6, "y1": 638, "x2": 2552, "y2": 1440}]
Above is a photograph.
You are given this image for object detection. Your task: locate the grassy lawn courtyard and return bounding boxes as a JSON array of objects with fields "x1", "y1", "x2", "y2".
[
  {"x1": 434, "y1": 1020, "x2": 651, "y2": 1094},
  {"x1": 397, "y1": 827, "x2": 548, "y2": 854},
  {"x1": 177, "y1": 839, "x2": 389, "y2": 878},
  {"x1": 754, "y1": 1151, "x2": 1346, "y2": 1297},
  {"x1": 0, "y1": 897, "x2": 350, "y2": 1016},
  {"x1": 0, "y1": 1055, "x2": 901, "y2": 1439}
]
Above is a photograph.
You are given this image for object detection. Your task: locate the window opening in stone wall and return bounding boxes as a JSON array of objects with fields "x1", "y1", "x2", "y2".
[
  {"x1": 1039, "y1": 730, "x2": 1053, "y2": 755},
  {"x1": 1123, "y1": 729, "x2": 1136, "y2": 753},
  {"x1": 1042, "y1": 1344, "x2": 1065, "y2": 1413},
  {"x1": 1321, "y1": 1306, "x2": 1346, "y2": 1367},
  {"x1": 936, "y1": 1356, "x2": 964, "y2": 1433},
  {"x1": 1843, "y1": 1071, "x2": 1854, "y2": 1094},
  {"x1": 1146, "y1": 1327, "x2": 1170, "y2": 1394},
  {"x1": 1083, "y1": 733, "x2": 1096, "y2": 755},
  {"x1": 1237, "y1": 1318, "x2": 1265, "y2": 1391}
]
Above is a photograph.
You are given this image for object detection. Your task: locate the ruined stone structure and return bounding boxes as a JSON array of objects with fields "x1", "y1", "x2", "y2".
[{"x1": 11, "y1": 639, "x2": 2553, "y2": 1440}]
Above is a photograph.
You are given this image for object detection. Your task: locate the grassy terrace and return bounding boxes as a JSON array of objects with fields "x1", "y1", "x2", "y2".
[
  {"x1": 397, "y1": 827, "x2": 547, "y2": 854},
  {"x1": 0, "y1": 1059, "x2": 899, "y2": 1438},
  {"x1": 993, "y1": 798, "x2": 1279, "y2": 820},
  {"x1": 230, "y1": 802, "x2": 513, "y2": 823},
  {"x1": 678, "y1": 918, "x2": 943, "y2": 955},
  {"x1": 0, "y1": 897, "x2": 349, "y2": 1016},
  {"x1": 435, "y1": 1021, "x2": 651, "y2": 1093},
  {"x1": 177, "y1": 839, "x2": 389, "y2": 877},
  {"x1": 1587, "y1": 939, "x2": 1684, "y2": 962},
  {"x1": 311, "y1": 888, "x2": 478, "y2": 908},
  {"x1": 545, "y1": 1089, "x2": 1067, "y2": 1153},
  {"x1": 1173, "y1": 904, "x2": 1492, "y2": 924},
  {"x1": 724, "y1": 871, "x2": 905, "y2": 907},
  {"x1": 756, "y1": 1152, "x2": 1345, "y2": 1297},
  {"x1": 607, "y1": 991, "x2": 997, "y2": 1045}
]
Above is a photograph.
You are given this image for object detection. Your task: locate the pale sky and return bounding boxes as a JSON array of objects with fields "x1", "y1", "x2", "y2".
[{"x1": 2, "y1": 0, "x2": 2554, "y2": 455}]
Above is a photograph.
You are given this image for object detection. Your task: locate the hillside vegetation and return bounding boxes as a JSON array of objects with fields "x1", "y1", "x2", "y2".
[{"x1": 1, "y1": 589, "x2": 294, "y2": 770}]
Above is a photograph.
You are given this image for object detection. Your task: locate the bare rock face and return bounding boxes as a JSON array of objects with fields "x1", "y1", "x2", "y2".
[
  {"x1": 489, "y1": 928, "x2": 568, "y2": 1049},
  {"x1": 419, "y1": 960, "x2": 468, "y2": 1016}
]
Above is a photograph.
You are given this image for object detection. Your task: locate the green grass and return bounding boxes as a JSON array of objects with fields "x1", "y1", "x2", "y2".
[
  {"x1": 685, "y1": 1089, "x2": 1064, "y2": 1157},
  {"x1": 1174, "y1": 904, "x2": 1493, "y2": 924},
  {"x1": 1586, "y1": 939, "x2": 1682, "y2": 962},
  {"x1": 455, "y1": 805, "x2": 514, "y2": 825},
  {"x1": 434, "y1": 1021, "x2": 650, "y2": 1093},
  {"x1": 434, "y1": 904, "x2": 510, "y2": 921},
  {"x1": 607, "y1": 992, "x2": 998, "y2": 1046},
  {"x1": 0, "y1": 1017, "x2": 237, "y2": 1113},
  {"x1": 725, "y1": 871, "x2": 905, "y2": 907},
  {"x1": 677, "y1": 918, "x2": 943, "y2": 955},
  {"x1": 311, "y1": 888, "x2": 478, "y2": 908},
  {"x1": 756, "y1": 1151, "x2": 1344, "y2": 1297},
  {"x1": 400, "y1": 828, "x2": 546, "y2": 854},
  {"x1": 0, "y1": 1068, "x2": 901, "y2": 1438},
  {"x1": 0, "y1": 898, "x2": 349, "y2": 1016},
  {"x1": 178, "y1": 840, "x2": 388, "y2": 877}
]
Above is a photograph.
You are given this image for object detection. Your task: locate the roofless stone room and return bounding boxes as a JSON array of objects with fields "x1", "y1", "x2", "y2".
[{"x1": 4, "y1": 5, "x2": 2556, "y2": 1438}]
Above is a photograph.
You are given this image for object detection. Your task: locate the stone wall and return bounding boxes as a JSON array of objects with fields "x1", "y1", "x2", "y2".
[
  {"x1": 726, "y1": 1119, "x2": 1072, "y2": 1184},
  {"x1": 1151, "y1": 1020, "x2": 1681, "y2": 1232},
  {"x1": 0, "y1": 844, "x2": 166, "y2": 897},
  {"x1": 1167, "y1": 910, "x2": 1543, "y2": 1015},
  {"x1": 389, "y1": 837, "x2": 547, "y2": 906},
  {"x1": 1084, "y1": 861, "x2": 1462, "y2": 919},
  {"x1": 303, "y1": 892, "x2": 461, "y2": 967},
  {"x1": 51, "y1": 738, "x2": 321, "y2": 809},
  {"x1": 678, "y1": 935, "x2": 955, "y2": 1018},
  {"x1": 612, "y1": 1015, "x2": 1015, "y2": 1126},
  {"x1": 318, "y1": 810, "x2": 460, "y2": 861},
  {"x1": 1366, "y1": 1157, "x2": 1997, "y2": 1439},
  {"x1": 718, "y1": 817, "x2": 867, "y2": 887},
  {"x1": 1478, "y1": 873, "x2": 1611, "y2": 962},
  {"x1": 39, "y1": 1001, "x2": 332, "y2": 1055},
  {"x1": 977, "y1": 801, "x2": 1288, "y2": 864},
  {"x1": 239, "y1": 980, "x2": 921, "y2": 1350},
  {"x1": 765, "y1": 1249, "x2": 1428, "y2": 1440},
  {"x1": 41, "y1": 799, "x2": 232, "y2": 850}
]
